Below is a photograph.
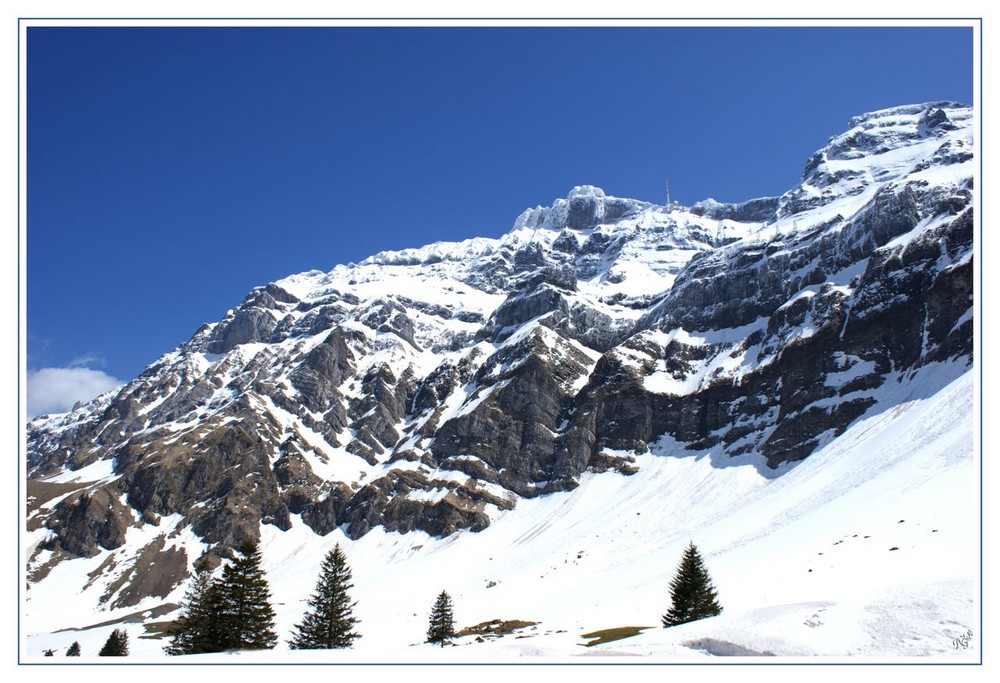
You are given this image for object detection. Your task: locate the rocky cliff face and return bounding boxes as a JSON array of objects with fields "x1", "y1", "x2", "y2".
[{"x1": 26, "y1": 102, "x2": 974, "y2": 610}]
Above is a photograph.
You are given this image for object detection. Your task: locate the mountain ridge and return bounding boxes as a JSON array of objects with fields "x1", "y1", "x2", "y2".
[{"x1": 26, "y1": 101, "x2": 974, "y2": 624}]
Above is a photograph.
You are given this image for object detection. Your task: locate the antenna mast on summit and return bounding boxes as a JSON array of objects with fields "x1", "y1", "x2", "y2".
[{"x1": 665, "y1": 178, "x2": 671, "y2": 211}]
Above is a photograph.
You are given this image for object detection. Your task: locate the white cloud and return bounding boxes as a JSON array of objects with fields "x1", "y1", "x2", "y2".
[
  {"x1": 67, "y1": 353, "x2": 108, "y2": 369},
  {"x1": 27, "y1": 366, "x2": 123, "y2": 419}
]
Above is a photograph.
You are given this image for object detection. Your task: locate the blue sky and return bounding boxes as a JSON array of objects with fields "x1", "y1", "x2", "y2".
[{"x1": 25, "y1": 24, "x2": 973, "y2": 416}]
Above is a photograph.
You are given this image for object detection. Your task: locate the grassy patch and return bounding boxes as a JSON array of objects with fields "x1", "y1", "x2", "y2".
[
  {"x1": 456, "y1": 619, "x2": 538, "y2": 638},
  {"x1": 140, "y1": 620, "x2": 178, "y2": 640},
  {"x1": 580, "y1": 626, "x2": 652, "y2": 647},
  {"x1": 53, "y1": 603, "x2": 180, "y2": 634}
]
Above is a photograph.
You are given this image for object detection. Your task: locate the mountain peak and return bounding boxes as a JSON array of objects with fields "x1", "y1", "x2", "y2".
[
  {"x1": 845, "y1": 100, "x2": 968, "y2": 130},
  {"x1": 566, "y1": 184, "x2": 607, "y2": 199},
  {"x1": 775, "y1": 101, "x2": 972, "y2": 219},
  {"x1": 513, "y1": 186, "x2": 650, "y2": 232}
]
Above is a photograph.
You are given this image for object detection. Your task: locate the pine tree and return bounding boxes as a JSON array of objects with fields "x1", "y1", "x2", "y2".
[
  {"x1": 288, "y1": 544, "x2": 361, "y2": 649},
  {"x1": 65, "y1": 641, "x2": 81, "y2": 656},
  {"x1": 164, "y1": 568, "x2": 227, "y2": 655},
  {"x1": 662, "y1": 541, "x2": 723, "y2": 627},
  {"x1": 98, "y1": 628, "x2": 129, "y2": 656},
  {"x1": 426, "y1": 590, "x2": 455, "y2": 647},
  {"x1": 215, "y1": 541, "x2": 278, "y2": 650}
]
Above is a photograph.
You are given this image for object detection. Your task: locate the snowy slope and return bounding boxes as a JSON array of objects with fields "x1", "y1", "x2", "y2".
[{"x1": 23, "y1": 362, "x2": 977, "y2": 661}]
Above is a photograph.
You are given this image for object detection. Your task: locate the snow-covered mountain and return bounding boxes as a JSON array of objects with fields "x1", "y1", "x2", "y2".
[{"x1": 24, "y1": 102, "x2": 977, "y2": 660}]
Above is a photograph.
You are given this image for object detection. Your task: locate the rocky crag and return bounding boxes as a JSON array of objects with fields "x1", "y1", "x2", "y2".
[{"x1": 26, "y1": 102, "x2": 974, "y2": 612}]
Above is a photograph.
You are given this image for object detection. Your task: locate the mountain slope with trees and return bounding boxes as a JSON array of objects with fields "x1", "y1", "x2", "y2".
[{"x1": 23, "y1": 103, "x2": 976, "y2": 658}]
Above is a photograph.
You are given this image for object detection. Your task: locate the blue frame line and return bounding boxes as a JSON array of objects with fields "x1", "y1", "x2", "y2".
[{"x1": 16, "y1": 15, "x2": 984, "y2": 667}]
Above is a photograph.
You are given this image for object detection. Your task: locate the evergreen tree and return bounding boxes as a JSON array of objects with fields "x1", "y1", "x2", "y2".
[
  {"x1": 215, "y1": 541, "x2": 278, "y2": 650},
  {"x1": 662, "y1": 541, "x2": 723, "y2": 627},
  {"x1": 98, "y1": 628, "x2": 129, "y2": 656},
  {"x1": 426, "y1": 590, "x2": 455, "y2": 647},
  {"x1": 164, "y1": 568, "x2": 227, "y2": 655},
  {"x1": 66, "y1": 641, "x2": 81, "y2": 656},
  {"x1": 288, "y1": 544, "x2": 361, "y2": 649}
]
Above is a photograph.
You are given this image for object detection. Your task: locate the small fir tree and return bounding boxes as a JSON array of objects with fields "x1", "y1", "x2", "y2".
[
  {"x1": 215, "y1": 541, "x2": 278, "y2": 650},
  {"x1": 98, "y1": 628, "x2": 129, "y2": 656},
  {"x1": 66, "y1": 641, "x2": 81, "y2": 656},
  {"x1": 164, "y1": 568, "x2": 227, "y2": 655},
  {"x1": 288, "y1": 544, "x2": 361, "y2": 649},
  {"x1": 662, "y1": 541, "x2": 723, "y2": 627},
  {"x1": 426, "y1": 590, "x2": 455, "y2": 647}
]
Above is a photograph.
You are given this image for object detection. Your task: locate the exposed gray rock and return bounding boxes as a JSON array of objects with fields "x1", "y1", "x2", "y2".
[
  {"x1": 691, "y1": 196, "x2": 780, "y2": 223},
  {"x1": 347, "y1": 364, "x2": 416, "y2": 462},
  {"x1": 432, "y1": 329, "x2": 594, "y2": 497},
  {"x1": 42, "y1": 485, "x2": 136, "y2": 557},
  {"x1": 208, "y1": 306, "x2": 278, "y2": 353},
  {"x1": 355, "y1": 299, "x2": 419, "y2": 348},
  {"x1": 289, "y1": 329, "x2": 354, "y2": 412}
]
